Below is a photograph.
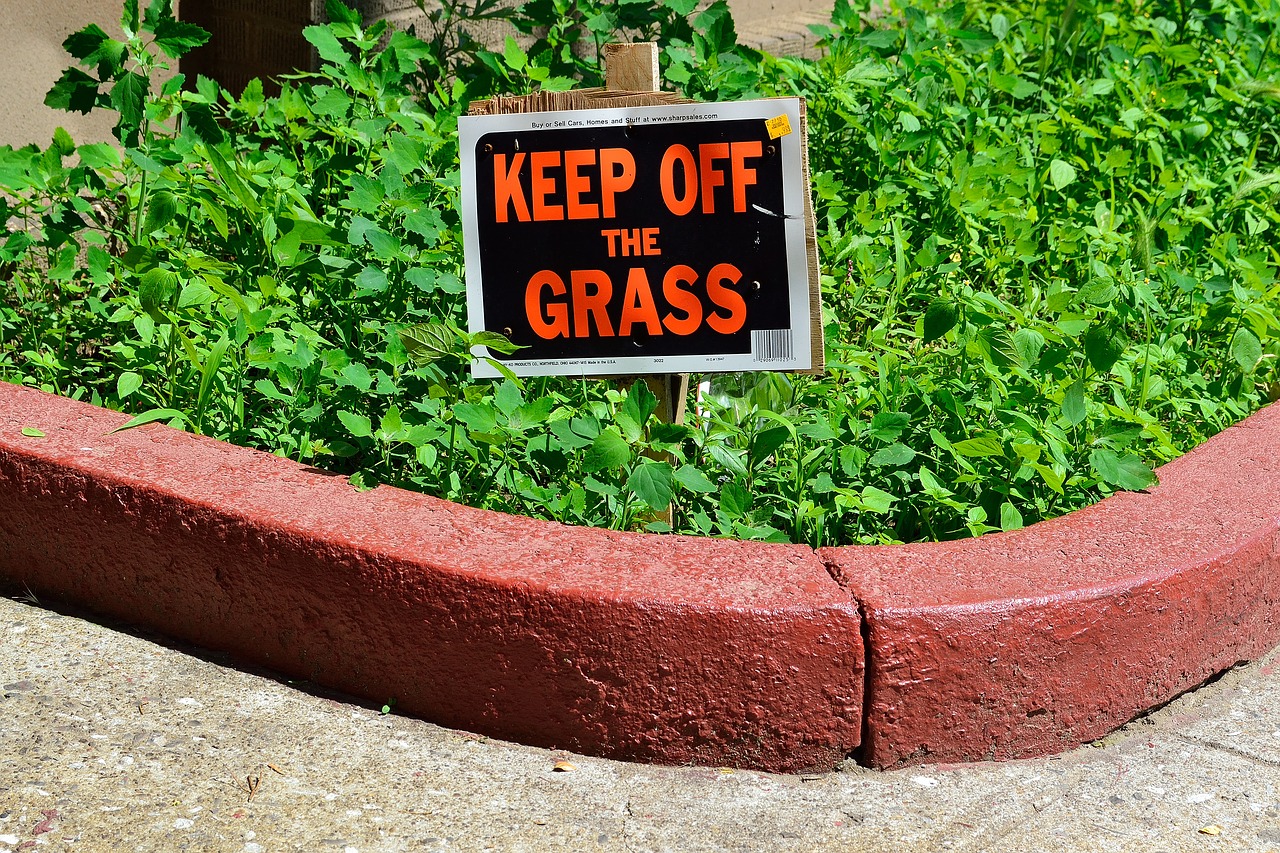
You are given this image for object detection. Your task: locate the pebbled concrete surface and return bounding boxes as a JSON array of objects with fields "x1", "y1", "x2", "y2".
[{"x1": 4, "y1": 592, "x2": 1280, "y2": 852}]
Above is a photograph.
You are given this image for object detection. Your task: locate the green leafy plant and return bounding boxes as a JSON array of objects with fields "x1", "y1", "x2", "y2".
[{"x1": 3, "y1": 0, "x2": 1278, "y2": 548}]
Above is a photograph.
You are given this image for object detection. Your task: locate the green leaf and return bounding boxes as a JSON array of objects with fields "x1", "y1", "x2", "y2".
[
  {"x1": 45, "y1": 68, "x2": 100, "y2": 114},
  {"x1": 502, "y1": 36, "x2": 527, "y2": 71},
  {"x1": 1084, "y1": 324, "x2": 1126, "y2": 374},
  {"x1": 355, "y1": 265, "x2": 388, "y2": 293},
  {"x1": 453, "y1": 402, "x2": 498, "y2": 434},
  {"x1": 153, "y1": 18, "x2": 211, "y2": 59},
  {"x1": 859, "y1": 485, "x2": 896, "y2": 513},
  {"x1": 182, "y1": 101, "x2": 223, "y2": 144},
  {"x1": 138, "y1": 268, "x2": 178, "y2": 314},
  {"x1": 584, "y1": 428, "x2": 631, "y2": 472},
  {"x1": 110, "y1": 72, "x2": 149, "y2": 146},
  {"x1": 77, "y1": 142, "x2": 121, "y2": 169},
  {"x1": 999, "y1": 501, "x2": 1024, "y2": 531},
  {"x1": 143, "y1": 191, "x2": 178, "y2": 234},
  {"x1": 1232, "y1": 328, "x2": 1263, "y2": 373},
  {"x1": 109, "y1": 408, "x2": 188, "y2": 433},
  {"x1": 751, "y1": 426, "x2": 791, "y2": 464},
  {"x1": 1062, "y1": 377, "x2": 1086, "y2": 425},
  {"x1": 627, "y1": 460, "x2": 674, "y2": 509},
  {"x1": 304, "y1": 25, "x2": 350, "y2": 66},
  {"x1": 720, "y1": 481, "x2": 751, "y2": 516},
  {"x1": 622, "y1": 380, "x2": 659, "y2": 436},
  {"x1": 674, "y1": 465, "x2": 717, "y2": 493},
  {"x1": 1012, "y1": 328, "x2": 1045, "y2": 367},
  {"x1": 1089, "y1": 449, "x2": 1158, "y2": 491},
  {"x1": 399, "y1": 323, "x2": 458, "y2": 363},
  {"x1": 117, "y1": 371, "x2": 144, "y2": 399},
  {"x1": 1049, "y1": 159, "x2": 1077, "y2": 191},
  {"x1": 337, "y1": 410, "x2": 372, "y2": 438},
  {"x1": 64, "y1": 24, "x2": 111, "y2": 61},
  {"x1": 868, "y1": 412, "x2": 909, "y2": 442},
  {"x1": 326, "y1": 0, "x2": 362, "y2": 25},
  {"x1": 869, "y1": 442, "x2": 915, "y2": 467},
  {"x1": 468, "y1": 331, "x2": 524, "y2": 356},
  {"x1": 122, "y1": 0, "x2": 141, "y2": 37},
  {"x1": 20, "y1": 427, "x2": 45, "y2": 438},
  {"x1": 952, "y1": 434, "x2": 1004, "y2": 458},
  {"x1": 922, "y1": 299, "x2": 959, "y2": 342},
  {"x1": 707, "y1": 443, "x2": 747, "y2": 477}
]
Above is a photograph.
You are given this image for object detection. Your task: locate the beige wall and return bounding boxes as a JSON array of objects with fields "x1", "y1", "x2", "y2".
[
  {"x1": 2, "y1": 1, "x2": 146, "y2": 147},
  {"x1": 1, "y1": 0, "x2": 832, "y2": 147}
]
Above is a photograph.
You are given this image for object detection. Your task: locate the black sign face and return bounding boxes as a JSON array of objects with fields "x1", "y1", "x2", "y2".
[{"x1": 460, "y1": 99, "x2": 811, "y2": 377}]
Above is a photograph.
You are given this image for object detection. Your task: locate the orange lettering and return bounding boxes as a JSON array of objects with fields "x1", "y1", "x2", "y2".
[
  {"x1": 618, "y1": 268, "x2": 663, "y2": 336},
  {"x1": 731, "y1": 141, "x2": 761, "y2": 213},
  {"x1": 530, "y1": 151, "x2": 564, "y2": 221},
  {"x1": 705, "y1": 263, "x2": 746, "y2": 334},
  {"x1": 699, "y1": 143, "x2": 729, "y2": 215},
  {"x1": 564, "y1": 149, "x2": 599, "y2": 220},
  {"x1": 526, "y1": 270, "x2": 570, "y2": 339},
  {"x1": 494, "y1": 152, "x2": 529, "y2": 223},
  {"x1": 660, "y1": 145, "x2": 697, "y2": 216},
  {"x1": 599, "y1": 148, "x2": 635, "y2": 219},
  {"x1": 661, "y1": 265, "x2": 702, "y2": 335},
  {"x1": 570, "y1": 269, "x2": 614, "y2": 337}
]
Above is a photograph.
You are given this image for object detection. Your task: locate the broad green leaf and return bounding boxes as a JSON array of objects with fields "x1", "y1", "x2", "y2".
[
  {"x1": 1012, "y1": 328, "x2": 1045, "y2": 367},
  {"x1": 467, "y1": 330, "x2": 524, "y2": 356},
  {"x1": 1090, "y1": 448, "x2": 1158, "y2": 491},
  {"x1": 859, "y1": 485, "x2": 897, "y2": 513},
  {"x1": 122, "y1": 0, "x2": 140, "y2": 37},
  {"x1": 337, "y1": 410, "x2": 372, "y2": 438},
  {"x1": 1232, "y1": 328, "x2": 1263, "y2": 372},
  {"x1": 621, "y1": 380, "x2": 659, "y2": 436},
  {"x1": 138, "y1": 268, "x2": 178, "y2": 314},
  {"x1": 110, "y1": 72, "x2": 149, "y2": 146},
  {"x1": 584, "y1": 428, "x2": 631, "y2": 472},
  {"x1": 1049, "y1": 158, "x2": 1077, "y2": 190},
  {"x1": 869, "y1": 442, "x2": 916, "y2": 467},
  {"x1": 355, "y1": 265, "x2": 388, "y2": 293},
  {"x1": 143, "y1": 191, "x2": 178, "y2": 234},
  {"x1": 1084, "y1": 324, "x2": 1126, "y2": 374},
  {"x1": 45, "y1": 68, "x2": 99, "y2": 114},
  {"x1": 923, "y1": 299, "x2": 959, "y2": 342},
  {"x1": 77, "y1": 143, "x2": 121, "y2": 170},
  {"x1": 21, "y1": 427, "x2": 45, "y2": 438},
  {"x1": 303, "y1": 26, "x2": 350, "y2": 66},
  {"x1": 999, "y1": 501, "x2": 1024, "y2": 531},
  {"x1": 674, "y1": 465, "x2": 717, "y2": 493},
  {"x1": 868, "y1": 412, "x2": 909, "y2": 441},
  {"x1": 627, "y1": 460, "x2": 674, "y2": 509},
  {"x1": 117, "y1": 371, "x2": 144, "y2": 399},
  {"x1": 707, "y1": 443, "x2": 747, "y2": 477},
  {"x1": 153, "y1": 17, "x2": 211, "y2": 58},
  {"x1": 720, "y1": 481, "x2": 751, "y2": 516},
  {"x1": 1062, "y1": 377, "x2": 1086, "y2": 425},
  {"x1": 453, "y1": 402, "x2": 498, "y2": 434},
  {"x1": 952, "y1": 434, "x2": 1004, "y2": 458},
  {"x1": 326, "y1": 0, "x2": 363, "y2": 25},
  {"x1": 751, "y1": 425, "x2": 791, "y2": 464}
]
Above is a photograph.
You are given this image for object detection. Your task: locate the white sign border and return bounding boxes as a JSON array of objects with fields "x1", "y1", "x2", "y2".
[{"x1": 459, "y1": 97, "x2": 810, "y2": 379}]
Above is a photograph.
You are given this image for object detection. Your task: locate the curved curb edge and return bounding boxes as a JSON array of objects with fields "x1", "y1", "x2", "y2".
[
  {"x1": 0, "y1": 382, "x2": 861, "y2": 774},
  {"x1": 823, "y1": 403, "x2": 1280, "y2": 769},
  {"x1": 3, "y1": 379, "x2": 1280, "y2": 772}
]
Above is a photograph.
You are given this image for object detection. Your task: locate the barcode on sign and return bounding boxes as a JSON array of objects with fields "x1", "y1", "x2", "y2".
[{"x1": 751, "y1": 329, "x2": 793, "y2": 362}]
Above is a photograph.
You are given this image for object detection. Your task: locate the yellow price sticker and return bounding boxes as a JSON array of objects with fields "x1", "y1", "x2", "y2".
[{"x1": 765, "y1": 114, "x2": 793, "y2": 139}]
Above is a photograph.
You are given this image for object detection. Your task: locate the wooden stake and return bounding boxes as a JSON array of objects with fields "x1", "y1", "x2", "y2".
[{"x1": 602, "y1": 44, "x2": 689, "y2": 527}]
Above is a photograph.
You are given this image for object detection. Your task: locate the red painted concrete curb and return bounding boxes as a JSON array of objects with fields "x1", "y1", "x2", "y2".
[
  {"x1": 824, "y1": 404, "x2": 1280, "y2": 769},
  {"x1": 0, "y1": 382, "x2": 862, "y2": 773}
]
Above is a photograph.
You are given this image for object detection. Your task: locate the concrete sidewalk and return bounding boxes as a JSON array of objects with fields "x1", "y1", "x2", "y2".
[{"x1": 2, "y1": 592, "x2": 1279, "y2": 852}]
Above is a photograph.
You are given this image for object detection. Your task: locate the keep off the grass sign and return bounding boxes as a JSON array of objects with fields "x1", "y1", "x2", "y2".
[{"x1": 459, "y1": 98, "x2": 816, "y2": 378}]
